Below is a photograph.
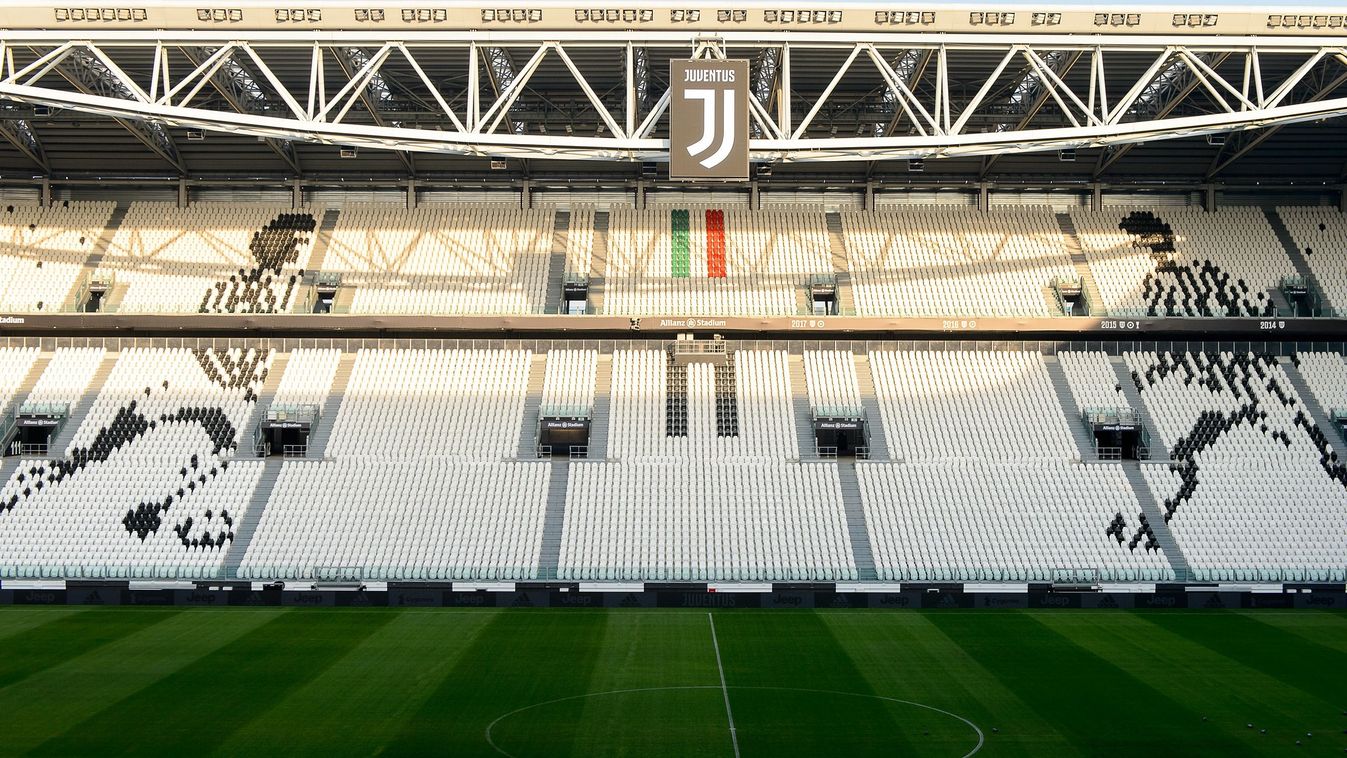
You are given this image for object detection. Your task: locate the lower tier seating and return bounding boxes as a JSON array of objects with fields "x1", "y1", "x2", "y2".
[
  {"x1": 0, "y1": 342, "x2": 1343, "y2": 583},
  {"x1": 0, "y1": 347, "x2": 270, "y2": 578},
  {"x1": 237, "y1": 460, "x2": 549, "y2": 580},
  {"x1": 558, "y1": 461, "x2": 854, "y2": 581},
  {"x1": 1127, "y1": 350, "x2": 1347, "y2": 581},
  {"x1": 859, "y1": 461, "x2": 1174, "y2": 582},
  {"x1": 0, "y1": 449, "x2": 263, "y2": 578},
  {"x1": 869, "y1": 350, "x2": 1078, "y2": 461}
]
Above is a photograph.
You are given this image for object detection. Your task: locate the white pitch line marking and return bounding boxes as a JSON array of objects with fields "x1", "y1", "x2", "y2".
[{"x1": 708, "y1": 611, "x2": 742, "y2": 758}]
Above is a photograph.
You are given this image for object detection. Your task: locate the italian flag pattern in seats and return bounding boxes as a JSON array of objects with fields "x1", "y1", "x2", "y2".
[{"x1": 669, "y1": 209, "x2": 727, "y2": 278}]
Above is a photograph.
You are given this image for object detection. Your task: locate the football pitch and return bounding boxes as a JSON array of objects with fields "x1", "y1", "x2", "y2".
[{"x1": 0, "y1": 608, "x2": 1344, "y2": 756}]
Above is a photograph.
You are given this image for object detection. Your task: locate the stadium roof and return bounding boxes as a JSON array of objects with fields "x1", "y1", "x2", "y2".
[{"x1": 3, "y1": 1, "x2": 1347, "y2": 186}]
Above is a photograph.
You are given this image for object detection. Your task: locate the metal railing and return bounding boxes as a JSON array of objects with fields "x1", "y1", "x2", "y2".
[
  {"x1": 313, "y1": 565, "x2": 363, "y2": 582},
  {"x1": 538, "y1": 404, "x2": 592, "y2": 419},
  {"x1": 282, "y1": 444, "x2": 308, "y2": 458},
  {"x1": 306, "y1": 271, "x2": 343, "y2": 288},
  {"x1": 812, "y1": 405, "x2": 864, "y2": 420},
  {"x1": 670, "y1": 340, "x2": 729, "y2": 357},
  {"x1": 6, "y1": 441, "x2": 49, "y2": 456},
  {"x1": 1094, "y1": 445, "x2": 1122, "y2": 461},
  {"x1": 535, "y1": 444, "x2": 589, "y2": 459},
  {"x1": 1049, "y1": 275, "x2": 1090, "y2": 316},
  {"x1": 1277, "y1": 275, "x2": 1334, "y2": 317},
  {"x1": 796, "y1": 304, "x2": 855, "y2": 316},
  {"x1": 16, "y1": 401, "x2": 68, "y2": 419},
  {"x1": 1083, "y1": 406, "x2": 1139, "y2": 427},
  {"x1": 266, "y1": 403, "x2": 319, "y2": 424},
  {"x1": 1051, "y1": 567, "x2": 1101, "y2": 585},
  {"x1": 63, "y1": 271, "x2": 115, "y2": 313}
]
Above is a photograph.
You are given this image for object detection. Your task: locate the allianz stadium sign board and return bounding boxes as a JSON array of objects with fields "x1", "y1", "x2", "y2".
[{"x1": 669, "y1": 59, "x2": 749, "y2": 182}]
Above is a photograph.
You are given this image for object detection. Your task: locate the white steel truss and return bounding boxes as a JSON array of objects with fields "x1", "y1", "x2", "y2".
[{"x1": 4, "y1": 31, "x2": 1347, "y2": 164}]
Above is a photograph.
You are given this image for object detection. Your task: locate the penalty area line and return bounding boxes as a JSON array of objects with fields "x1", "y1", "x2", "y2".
[{"x1": 707, "y1": 612, "x2": 741, "y2": 758}]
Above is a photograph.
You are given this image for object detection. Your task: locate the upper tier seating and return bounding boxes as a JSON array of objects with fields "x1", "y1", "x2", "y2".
[
  {"x1": 603, "y1": 206, "x2": 831, "y2": 314},
  {"x1": 1274, "y1": 206, "x2": 1347, "y2": 313},
  {"x1": 566, "y1": 205, "x2": 595, "y2": 275},
  {"x1": 606, "y1": 348, "x2": 796, "y2": 459},
  {"x1": 1069, "y1": 206, "x2": 1292, "y2": 317},
  {"x1": 103, "y1": 203, "x2": 314, "y2": 313},
  {"x1": 0, "y1": 347, "x2": 271, "y2": 578},
  {"x1": 558, "y1": 460, "x2": 854, "y2": 581},
  {"x1": 0, "y1": 202, "x2": 115, "y2": 312},
  {"x1": 237, "y1": 459, "x2": 549, "y2": 580},
  {"x1": 869, "y1": 350, "x2": 1078, "y2": 460},
  {"x1": 1058, "y1": 351, "x2": 1130, "y2": 415},
  {"x1": 1126, "y1": 350, "x2": 1347, "y2": 581},
  {"x1": 320, "y1": 204, "x2": 553, "y2": 314},
  {"x1": 839, "y1": 207, "x2": 1076, "y2": 316},
  {"x1": 859, "y1": 460, "x2": 1175, "y2": 582},
  {"x1": 324, "y1": 348, "x2": 529, "y2": 459}
]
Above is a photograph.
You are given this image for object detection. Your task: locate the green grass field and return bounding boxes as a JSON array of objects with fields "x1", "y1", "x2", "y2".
[{"x1": 0, "y1": 608, "x2": 1345, "y2": 756}]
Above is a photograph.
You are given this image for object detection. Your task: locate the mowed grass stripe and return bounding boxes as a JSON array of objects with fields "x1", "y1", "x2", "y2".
[
  {"x1": 216, "y1": 609, "x2": 501, "y2": 757},
  {"x1": 29, "y1": 609, "x2": 398, "y2": 757},
  {"x1": 0, "y1": 608, "x2": 184, "y2": 689},
  {"x1": 1142, "y1": 611, "x2": 1347, "y2": 713},
  {"x1": 0, "y1": 607, "x2": 81, "y2": 643},
  {"x1": 566, "y1": 612, "x2": 729, "y2": 758},
  {"x1": 1242, "y1": 610, "x2": 1347, "y2": 656},
  {"x1": 820, "y1": 612, "x2": 1076, "y2": 757},
  {"x1": 383, "y1": 609, "x2": 612, "y2": 757},
  {"x1": 0, "y1": 608, "x2": 284, "y2": 755},
  {"x1": 1033, "y1": 611, "x2": 1325, "y2": 755},
  {"x1": 928, "y1": 611, "x2": 1251, "y2": 756},
  {"x1": 713, "y1": 611, "x2": 923, "y2": 757}
]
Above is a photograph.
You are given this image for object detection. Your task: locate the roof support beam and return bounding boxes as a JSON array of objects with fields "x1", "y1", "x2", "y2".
[
  {"x1": 981, "y1": 50, "x2": 1083, "y2": 178},
  {"x1": 47, "y1": 48, "x2": 187, "y2": 174},
  {"x1": 7, "y1": 34, "x2": 1347, "y2": 166},
  {"x1": 0, "y1": 117, "x2": 48, "y2": 172},
  {"x1": 1093, "y1": 52, "x2": 1231, "y2": 178},
  {"x1": 333, "y1": 47, "x2": 415, "y2": 176},
  {"x1": 179, "y1": 45, "x2": 302, "y2": 176},
  {"x1": 1208, "y1": 57, "x2": 1347, "y2": 178}
]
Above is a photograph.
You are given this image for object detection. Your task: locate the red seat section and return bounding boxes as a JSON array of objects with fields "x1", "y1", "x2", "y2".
[{"x1": 706, "y1": 209, "x2": 727, "y2": 278}]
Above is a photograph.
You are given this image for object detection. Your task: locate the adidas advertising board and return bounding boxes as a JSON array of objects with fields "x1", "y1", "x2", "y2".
[{"x1": 670, "y1": 59, "x2": 749, "y2": 181}]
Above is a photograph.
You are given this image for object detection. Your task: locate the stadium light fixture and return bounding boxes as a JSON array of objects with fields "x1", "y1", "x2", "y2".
[{"x1": 339, "y1": 147, "x2": 358, "y2": 158}]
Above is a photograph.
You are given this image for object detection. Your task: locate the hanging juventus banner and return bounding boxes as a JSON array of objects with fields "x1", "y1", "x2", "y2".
[{"x1": 669, "y1": 59, "x2": 750, "y2": 181}]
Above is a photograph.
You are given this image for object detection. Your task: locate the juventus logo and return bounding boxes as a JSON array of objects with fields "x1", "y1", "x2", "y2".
[
  {"x1": 683, "y1": 88, "x2": 737, "y2": 170},
  {"x1": 670, "y1": 59, "x2": 748, "y2": 181}
]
